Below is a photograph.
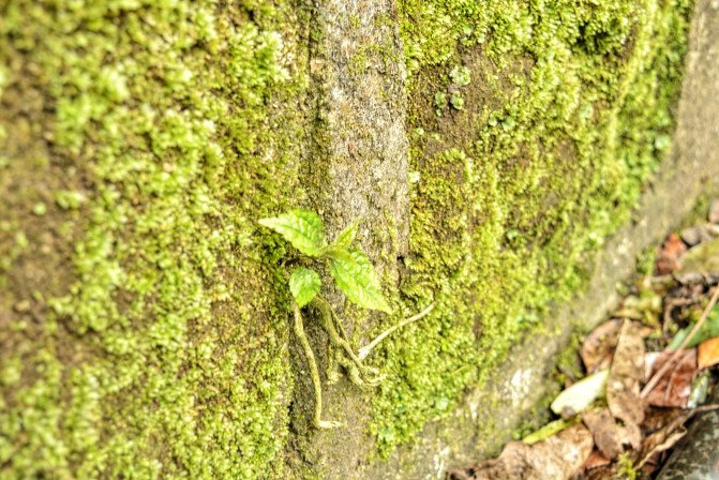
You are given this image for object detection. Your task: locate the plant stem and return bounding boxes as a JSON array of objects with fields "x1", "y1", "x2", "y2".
[{"x1": 313, "y1": 297, "x2": 367, "y2": 374}]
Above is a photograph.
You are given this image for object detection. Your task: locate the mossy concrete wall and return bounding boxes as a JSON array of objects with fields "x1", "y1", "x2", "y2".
[
  {"x1": 363, "y1": 0, "x2": 719, "y2": 475},
  {"x1": 0, "y1": 0, "x2": 710, "y2": 478}
]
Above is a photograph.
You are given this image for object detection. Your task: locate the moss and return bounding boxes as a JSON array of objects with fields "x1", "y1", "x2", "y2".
[
  {"x1": 0, "y1": 0, "x2": 694, "y2": 476},
  {"x1": 636, "y1": 247, "x2": 658, "y2": 278},
  {"x1": 510, "y1": 388, "x2": 562, "y2": 442},
  {"x1": 368, "y1": 0, "x2": 692, "y2": 457},
  {"x1": 618, "y1": 452, "x2": 639, "y2": 479},
  {"x1": 1, "y1": 0, "x2": 309, "y2": 477},
  {"x1": 554, "y1": 331, "x2": 586, "y2": 386}
]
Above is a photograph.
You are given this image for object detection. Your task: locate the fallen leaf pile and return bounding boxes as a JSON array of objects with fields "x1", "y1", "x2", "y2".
[
  {"x1": 448, "y1": 200, "x2": 719, "y2": 480},
  {"x1": 448, "y1": 426, "x2": 594, "y2": 480}
]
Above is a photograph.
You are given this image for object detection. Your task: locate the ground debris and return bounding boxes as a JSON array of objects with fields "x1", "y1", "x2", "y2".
[
  {"x1": 447, "y1": 214, "x2": 719, "y2": 479},
  {"x1": 644, "y1": 350, "x2": 697, "y2": 408},
  {"x1": 551, "y1": 369, "x2": 608, "y2": 417},
  {"x1": 656, "y1": 233, "x2": 686, "y2": 275},
  {"x1": 680, "y1": 224, "x2": 717, "y2": 247},
  {"x1": 607, "y1": 321, "x2": 645, "y2": 434},
  {"x1": 581, "y1": 450, "x2": 612, "y2": 471},
  {"x1": 581, "y1": 320, "x2": 621, "y2": 373},
  {"x1": 636, "y1": 411, "x2": 691, "y2": 469},
  {"x1": 582, "y1": 408, "x2": 625, "y2": 460},
  {"x1": 614, "y1": 293, "x2": 663, "y2": 327},
  {"x1": 447, "y1": 425, "x2": 593, "y2": 480}
]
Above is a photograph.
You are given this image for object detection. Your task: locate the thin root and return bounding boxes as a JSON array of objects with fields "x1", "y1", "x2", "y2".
[
  {"x1": 358, "y1": 302, "x2": 436, "y2": 360},
  {"x1": 292, "y1": 302, "x2": 340, "y2": 429}
]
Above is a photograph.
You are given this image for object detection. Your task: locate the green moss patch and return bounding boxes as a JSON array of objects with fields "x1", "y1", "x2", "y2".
[
  {"x1": 0, "y1": 0, "x2": 309, "y2": 477},
  {"x1": 369, "y1": 0, "x2": 691, "y2": 456},
  {"x1": 0, "y1": 0, "x2": 694, "y2": 475}
]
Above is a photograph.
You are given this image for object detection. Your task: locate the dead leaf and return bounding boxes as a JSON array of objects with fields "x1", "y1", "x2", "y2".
[
  {"x1": 582, "y1": 450, "x2": 611, "y2": 471},
  {"x1": 607, "y1": 321, "x2": 645, "y2": 427},
  {"x1": 447, "y1": 425, "x2": 593, "y2": 480},
  {"x1": 641, "y1": 405, "x2": 686, "y2": 437},
  {"x1": 581, "y1": 320, "x2": 621, "y2": 373},
  {"x1": 582, "y1": 409, "x2": 623, "y2": 460},
  {"x1": 641, "y1": 429, "x2": 687, "y2": 468},
  {"x1": 644, "y1": 349, "x2": 697, "y2": 408},
  {"x1": 573, "y1": 463, "x2": 620, "y2": 480},
  {"x1": 698, "y1": 336, "x2": 719, "y2": 369},
  {"x1": 621, "y1": 420, "x2": 643, "y2": 452},
  {"x1": 637, "y1": 411, "x2": 691, "y2": 468},
  {"x1": 656, "y1": 233, "x2": 686, "y2": 275}
]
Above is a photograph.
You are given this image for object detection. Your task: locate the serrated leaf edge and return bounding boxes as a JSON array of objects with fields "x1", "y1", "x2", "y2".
[
  {"x1": 258, "y1": 210, "x2": 327, "y2": 257},
  {"x1": 329, "y1": 249, "x2": 392, "y2": 314}
]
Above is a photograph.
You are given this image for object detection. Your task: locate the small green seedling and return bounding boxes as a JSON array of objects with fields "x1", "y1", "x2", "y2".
[{"x1": 259, "y1": 210, "x2": 433, "y2": 428}]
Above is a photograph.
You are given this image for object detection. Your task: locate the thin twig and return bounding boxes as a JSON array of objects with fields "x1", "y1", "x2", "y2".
[
  {"x1": 642, "y1": 286, "x2": 719, "y2": 398},
  {"x1": 357, "y1": 303, "x2": 436, "y2": 360},
  {"x1": 691, "y1": 403, "x2": 719, "y2": 414}
]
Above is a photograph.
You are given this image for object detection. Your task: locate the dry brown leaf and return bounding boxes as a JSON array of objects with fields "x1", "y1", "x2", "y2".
[
  {"x1": 641, "y1": 405, "x2": 686, "y2": 435},
  {"x1": 644, "y1": 349, "x2": 697, "y2": 408},
  {"x1": 637, "y1": 411, "x2": 692, "y2": 468},
  {"x1": 582, "y1": 450, "x2": 612, "y2": 471},
  {"x1": 656, "y1": 233, "x2": 686, "y2": 275},
  {"x1": 573, "y1": 464, "x2": 620, "y2": 480},
  {"x1": 447, "y1": 425, "x2": 593, "y2": 480},
  {"x1": 620, "y1": 421, "x2": 643, "y2": 451},
  {"x1": 582, "y1": 409, "x2": 623, "y2": 460},
  {"x1": 607, "y1": 321, "x2": 645, "y2": 427},
  {"x1": 581, "y1": 320, "x2": 621, "y2": 374},
  {"x1": 698, "y1": 336, "x2": 719, "y2": 369}
]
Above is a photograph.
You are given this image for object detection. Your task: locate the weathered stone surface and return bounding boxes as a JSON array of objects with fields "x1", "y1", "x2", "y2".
[
  {"x1": 284, "y1": 0, "x2": 409, "y2": 475},
  {"x1": 658, "y1": 388, "x2": 719, "y2": 480},
  {"x1": 309, "y1": 0, "x2": 409, "y2": 254},
  {"x1": 0, "y1": 0, "x2": 717, "y2": 478},
  {"x1": 682, "y1": 237, "x2": 719, "y2": 274},
  {"x1": 355, "y1": 0, "x2": 719, "y2": 476}
]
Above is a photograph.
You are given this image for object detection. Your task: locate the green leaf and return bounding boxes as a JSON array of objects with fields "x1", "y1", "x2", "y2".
[
  {"x1": 668, "y1": 305, "x2": 719, "y2": 350},
  {"x1": 331, "y1": 222, "x2": 358, "y2": 250},
  {"x1": 522, "y1": 418, "x2": 579, "y2": 445},
  {"x1": 258, "y1": 210, "x2": 327, "y2": 257},
  {"x1": 329, "y1": 248, "x2": 392, "y2": 314},
  {"x1": 289, "y1": 267, "x2": 321, "y2": 308}
]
